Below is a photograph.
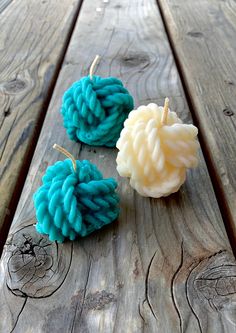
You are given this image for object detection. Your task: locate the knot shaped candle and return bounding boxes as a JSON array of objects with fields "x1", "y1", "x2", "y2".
[
  {"x1": 116, "y1": 99, "x2": 199, "y2": 197},
  {"x1": 34, "y1": 145, "x2": 119, "y2": 242},
  {"x1": 61, "y1": 55, "x2": 134, "y2": 147}
]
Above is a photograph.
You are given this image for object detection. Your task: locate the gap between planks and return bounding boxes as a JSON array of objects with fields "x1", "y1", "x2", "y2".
[
  {"x1": 156, "y1": 0, "x2": 236, "y2": 257},
  {"x1": 0, "y1": 0, "x2": 84, "y2": 255}
]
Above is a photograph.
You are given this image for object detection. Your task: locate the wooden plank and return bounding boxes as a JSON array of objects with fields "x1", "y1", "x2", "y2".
[
  {"x1": 158, "y1": 0, "x2": 236, "y2": 243},
  {"x1": 0, "y1": 0, "x2": 82, "y2": 247},
  {"x1": 0, "y1": 0, "x2": 13, "y2": 14},
  {"x1": 1, "y1": 0, "x2": 236, "y2": 332}
]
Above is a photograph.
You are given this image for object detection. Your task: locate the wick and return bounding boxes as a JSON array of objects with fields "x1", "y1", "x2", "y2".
[
  {"x1": 161, "y1": 97, "x2": 169, "y2": 126},
  {"x1": 89, "y1": 55, "x2": 100, "y2": 80},
  {"x1": 53, "y1": 144, "x2": 77, "y2": 172}
]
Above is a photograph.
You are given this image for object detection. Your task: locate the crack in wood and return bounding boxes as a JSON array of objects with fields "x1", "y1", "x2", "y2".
[
  {"x1": 170, "y1": 241, "x2": 184, "y2": 333},
  {"x1": 138, "y1": 301, "x2": 146, "y2": 324},
  {"x1": 144, "y1": 250, "x2": 158, "y2": 321},
  {"x1": 186, "y1": 260, "x2": 203, "y2": 333},
  {"x1": 9, "y1": 296, "x2": 27, "y2": 333},
  {"x1": 70, "y1": 259, "x2": 92, "y2": 333}
]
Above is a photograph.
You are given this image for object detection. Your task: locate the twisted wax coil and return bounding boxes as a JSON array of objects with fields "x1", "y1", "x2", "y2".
[
  {"x1": 61, "y1": 55, "x2": 134, "y2": 147},
  {"x1": 116, "y1": 100, "x2": 200, "y2": 198},
  {"x1": 34, "y1": 145, "x2": 120, "y2": 242}
]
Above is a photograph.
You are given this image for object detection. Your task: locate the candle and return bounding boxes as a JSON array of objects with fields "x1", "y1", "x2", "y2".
[
  {"x1": 116, "y1": 99, "x2": 199, "y2": 198},
  {"x1": 61, "y1": 55, "x2": 134, "y2": 147},
  {"x1": 34, "y1": 145, "x2": 120, "y2": 242}
]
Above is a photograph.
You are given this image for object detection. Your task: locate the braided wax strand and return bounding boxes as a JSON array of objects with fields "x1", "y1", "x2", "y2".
[
  {"x1": 33, "y1": 145, "x2": 120, "y2": 242},
  {"x1": 61, "y1": 55, "x2": 134, "y2": 147},
  {"x1": 116, "y1": 99, "x2": 200, "y2": 198}
]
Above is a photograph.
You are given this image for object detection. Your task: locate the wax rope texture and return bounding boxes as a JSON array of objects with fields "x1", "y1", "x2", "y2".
[
  {"x1": 61, "y1": 75, "x2": 134, "y2": 147},
  {"x1": 116, "y1": 103, "x2": 199, "y2": 198},
  {"x1": 34, "y1": 159, "x2": 119, "y2": 242}
]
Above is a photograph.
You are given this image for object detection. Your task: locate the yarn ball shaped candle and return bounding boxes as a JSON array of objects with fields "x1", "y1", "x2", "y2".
[
  {"x1": 61, "y1": 56, "x2": 134, "y2": 147},
  {"x1": 116, "y1": 99, "x2": 200, "y2": 198},
  {"x1": 33, "y1": 145, "x2": 120, "y2": 242}
]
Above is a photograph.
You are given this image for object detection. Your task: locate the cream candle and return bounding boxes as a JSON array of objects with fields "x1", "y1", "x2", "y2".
[{"x1": 116, "y1": 98, "x2": 199, "y2": 198}]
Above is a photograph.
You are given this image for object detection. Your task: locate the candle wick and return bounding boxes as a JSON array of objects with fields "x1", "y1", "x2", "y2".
[
  {"x1": 53, "y1": 144, "x2": 77, "y2": 172},
  {"x1": 161, "y1": 97, "x2": 169, "y2": 126},
  {"x1": 89, "y1": 55, "x2": 100, "y2": 80}
]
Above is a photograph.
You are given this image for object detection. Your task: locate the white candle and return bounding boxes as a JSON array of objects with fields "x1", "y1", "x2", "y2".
[{"x1": 116, "y1": 99, "x2": 199, "y2": 198}]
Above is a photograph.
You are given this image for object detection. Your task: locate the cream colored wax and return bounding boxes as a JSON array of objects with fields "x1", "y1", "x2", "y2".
[{"x1": 116, "y1": 98, "x2": 199, "y2": 198}]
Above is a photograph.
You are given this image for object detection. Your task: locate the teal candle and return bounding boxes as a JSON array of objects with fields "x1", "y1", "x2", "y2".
[
  {"x1": 33, "y1": 145, "x2": 120, "y2": 242},
  {"x1": 61, "y1": 56, "x2": 134, "y2": 147}
]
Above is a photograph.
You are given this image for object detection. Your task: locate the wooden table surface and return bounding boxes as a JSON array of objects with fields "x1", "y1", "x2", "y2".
[{"x1": 0, "y1": 0, "x2": 236, "y2": 332}]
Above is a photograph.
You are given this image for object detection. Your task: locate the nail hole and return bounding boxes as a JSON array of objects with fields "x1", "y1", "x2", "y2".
[
  {"x1": 223, "y1": 107, "x2": 234, "y2": 116},
  {"x1": 4, "y1": 108, "x2": 11, "y2": 117}
]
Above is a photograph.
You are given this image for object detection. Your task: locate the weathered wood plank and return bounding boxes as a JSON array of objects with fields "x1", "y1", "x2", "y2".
[
  {"x1": 0, "y1": 0, "x2": 13, "y2": 14},
  {"x1": 0, "y1": 0, "x2": 82, "y2": 247},
  {"x1": 158, "y1": 0, "x2": 236, "y2": 243},
  {"x1": 1, "y1": 0, "x2": 236, "y2": 332}
]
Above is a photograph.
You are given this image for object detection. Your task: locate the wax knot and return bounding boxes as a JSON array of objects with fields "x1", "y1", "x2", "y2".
[
  {"x1": 33, "y1": 159, "x2": 119, "y2": 242},
  {"x1": 116, "y1": 103, "x2": 199, "y2": 198},
  {"x1": 61, "y1": 75, "x2": 134, "y2": 147}
]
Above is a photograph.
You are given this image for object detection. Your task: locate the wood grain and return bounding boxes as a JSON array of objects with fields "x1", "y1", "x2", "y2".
[
  {"x1": 0, "y1": 0, "x2": 236, "y2": 332},
  {"x1": 0, "y1": 0, "x2": 82, "y2": 247},
  {"x1": 157, "y1": 0, "x2": 236, "y2": 244}
]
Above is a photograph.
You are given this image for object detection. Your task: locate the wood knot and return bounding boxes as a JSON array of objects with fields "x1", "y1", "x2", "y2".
[
  {"x1": 6, "y1": 225, "x2": 72, "y2": 298},
  {"x1": 223, "y1": 107, "x2": 234, "y2": 116},
  {"x1": 44, "y1": 290, "x2": 116, "y2": 331},
  {"x1": 188, "y1": 251, "x2": 236, "y2": 312},
  {"x1": 2, "y1": 78, "x2": 26, "y2": 94},
  {"x1": 84, "y1": 290, "x2": 116, "y2": 310},
  {"x1": 187, "y1": 31, "x2": 204, "y2": 38},
  {"x1": 71, "y1": 290, "x2": 116, "y2": 311},
  {"x1": 121, "y1": 52, "x2": 150, "y2": 69}
]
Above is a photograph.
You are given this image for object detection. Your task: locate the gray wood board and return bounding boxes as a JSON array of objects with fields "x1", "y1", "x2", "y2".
[
  {"x1": 0, "y1": 0, "x2": 82, "y2": 244},
  {"x1": 158, "y1": 0, "x2": 236, "y2": 243},
  {"x1": 0, "y1": 0, "x2": 236, "y2": 332}
]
